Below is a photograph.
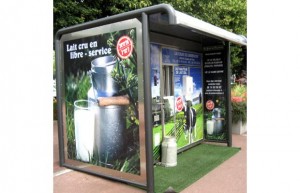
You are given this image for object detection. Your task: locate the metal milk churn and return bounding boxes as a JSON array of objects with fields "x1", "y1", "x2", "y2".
[
  {"x1": 88, "y1": 56, "x2": 127, "y2": 168},
  {"x1": 161, "y1": 136, "x2": 177, "y2": 167},
  {"x1": 90, "y1": 56, "x2": 119, "y2": 97}
]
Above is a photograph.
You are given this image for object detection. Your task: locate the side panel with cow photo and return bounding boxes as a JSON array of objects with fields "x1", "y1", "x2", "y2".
[{"x1": 151, "y1": 44, "x2": 204, "y2": 161}]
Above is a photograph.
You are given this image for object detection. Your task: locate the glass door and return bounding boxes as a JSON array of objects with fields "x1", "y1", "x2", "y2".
[{"x1": 160, "y1": 65, "x2": 175, "y2": 138}]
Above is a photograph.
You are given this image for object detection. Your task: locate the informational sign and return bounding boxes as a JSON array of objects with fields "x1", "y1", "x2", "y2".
[
  {"x1": 57, "y1": 19, "x2": 146, "y2": 186},
  {"x1": 162, "y1": 48, "x2": 201, "y2": 65},
  {"x1": 174, "y1": 66, "x2": 189, "y2": 99},
  {"x1": 203, "y1": 45, "x2": 228, "y2": 141}
]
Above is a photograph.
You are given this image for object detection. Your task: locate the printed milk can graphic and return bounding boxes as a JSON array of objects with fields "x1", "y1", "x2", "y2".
[
  {"x1": 89, "y1": 56, "x2": 128, "y2": 167},
  {"x1": 90, "y1": 56, "x2": 120, "y2": 98}
]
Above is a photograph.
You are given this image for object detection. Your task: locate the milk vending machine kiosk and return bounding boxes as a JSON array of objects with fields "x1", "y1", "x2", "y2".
[{"x1": 55, "y1": 4, "x2": 246, "y2": 193}]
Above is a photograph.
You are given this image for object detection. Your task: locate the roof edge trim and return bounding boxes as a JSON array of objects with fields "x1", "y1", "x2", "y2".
[
  {"x1": 174, "y1": 11, "x2": 247, "y2": 46},
  {"x1": 55, "y1": 4, "x2": 176, "y2": 41}
]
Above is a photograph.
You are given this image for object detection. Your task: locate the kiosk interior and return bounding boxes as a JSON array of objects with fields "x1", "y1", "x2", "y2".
[{"x1": 55, "y1": 4, "x2": 247, "y2": 193}]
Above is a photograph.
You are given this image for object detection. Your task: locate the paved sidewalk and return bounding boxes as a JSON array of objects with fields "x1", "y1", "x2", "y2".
[{"x1": 53, "y1": 121, "x2": 246, "y2": 193}]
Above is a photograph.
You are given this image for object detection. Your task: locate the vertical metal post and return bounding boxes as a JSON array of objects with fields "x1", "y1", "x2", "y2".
[
  {"x1": 160, "y1": 66, "x2": 165, "y2": 138},
  {"x1": 225, "y1": 41, "x2": 232, "y2": 147},
  {"x1": 55, "y1": 37, "x2": 65, "y2": 166},
  {"x1": 142, "y1": 12, "x2": 155, "y2": 193}
]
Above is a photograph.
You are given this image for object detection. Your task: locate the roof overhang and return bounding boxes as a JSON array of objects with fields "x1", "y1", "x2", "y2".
[{"x1": 173, "y1": 11, "x2": 247, "y2": 46}]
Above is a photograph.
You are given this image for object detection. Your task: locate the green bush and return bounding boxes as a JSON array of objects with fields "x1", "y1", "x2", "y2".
[{"x1": 232, "y1": 101, "x2": 247, "y2": 123}]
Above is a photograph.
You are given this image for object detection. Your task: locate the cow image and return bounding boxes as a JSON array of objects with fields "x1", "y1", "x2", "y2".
[{"x1": 184, "y1": 100, "x2": 197, "y2": 143}]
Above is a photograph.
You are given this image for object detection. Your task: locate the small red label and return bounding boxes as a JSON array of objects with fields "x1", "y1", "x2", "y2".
[
  {"x1": 176, "y1": 96, "x2": 184, "y2": 112},
  {"x1": 117, "y1": 36, "x2": 133, "y2": 59},
  {"x1": 206, "y1": 100, "x2": 215, "y2": 110}
]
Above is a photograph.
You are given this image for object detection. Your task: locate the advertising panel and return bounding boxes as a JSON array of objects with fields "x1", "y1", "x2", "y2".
[
  {"x1": 151, "y1": 45, "x2": 203, "y2": 159},
  {"x1": 203, "y1": 45, "x2": 228, "y2": 141},
  {"x1": 57, "y1": 19, "x2": 146, "y2": 185},
  {"x1": 174, "y1": 66, "x2": 203, "y2": 149}
]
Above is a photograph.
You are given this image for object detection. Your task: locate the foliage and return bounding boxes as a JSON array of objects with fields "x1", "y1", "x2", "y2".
[
  {"x1": 65, "y1": 71, "x2": 90, "y2": 102},
  {"x1": 231, "y1": 84, "x2": 247, "y2": 123},
  {"x1": 231, "y1": 84, "x2": 247, "y2": 101},
  {"x1": 200, "y1": 0, "x2": 247, "y2": 76},
  {"x1": 54, "y1": 0, "x2": 246, "y2": 75},
  {"x1": 232, "y1": 101, "x2": 247, "y2": 123},
  {"x1": 53, "y1": 0, "x2": 151, "y2": 37},
  {"x1": 156, "y1": 0, "x2": 247, "y2": 75},
  {"x1": 109, "y1": 29, "x2": 139, "y2": 130},
  {"x1": 198, "y1": 0, "x2": 246, "y2": 35},
  {"x1": 54, "y1": 0, "x2": 100, "y2": 37},
  {"x1": 54, "y1": 0, "x2": 246, "y2": 38},
  {"x1": 105, "y1": 29, "x2": 141, "y2": 173},
  {"x1": 101, "y1": 0, "x2": 152, "y2": 15},
  {"x1": 172, "y1": 0, "x2": 245, "y2": 37},
  {"x1": 230, "y1": 46, "x2": 246, "y2": 76},
  {"x1": 153, "y1": 0, "x2": 246, "y2": 36}
]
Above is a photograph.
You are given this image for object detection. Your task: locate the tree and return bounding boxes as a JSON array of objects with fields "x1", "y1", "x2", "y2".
[
  {"x1": 54, "y1": 0, "x2": 151, "y2": 37},
  {"x1": 196, "y1": 0, "x2": 247, "y2": 76},
  {"x1": 54, "y1": 0, "x2": 246, "y2": 75},
  {"x1": 155, "y1": 0, "x2": 247, "y2": 75},
  {"x1": 54, "y1": 0, "x2": 100, "y2": 37},
  {"x1": 54, "y1": 0, "x2": 246, "y2": 38}
]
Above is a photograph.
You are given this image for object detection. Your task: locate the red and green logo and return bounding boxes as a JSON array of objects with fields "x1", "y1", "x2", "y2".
[
  {"x1": 117, "y1": 36, "x2": 133, "y2": 59},
  {"x1": 206, "y1": 100, "x2": 215, "y2": 110},
  {"x1": 176, "y1": 96, "x2": 184, "y2": 112}
]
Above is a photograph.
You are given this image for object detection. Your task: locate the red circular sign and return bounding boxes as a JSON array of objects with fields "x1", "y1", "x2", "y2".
[
  {"x1": 176, "y1": 96, "x2": 184, "y2": 112},
  {"x1": 117, "y1": 36, "x2": 133, "y2": 59},
  {"x1": 206, "y1": 100, "x2": 215, "y2": 110}
]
